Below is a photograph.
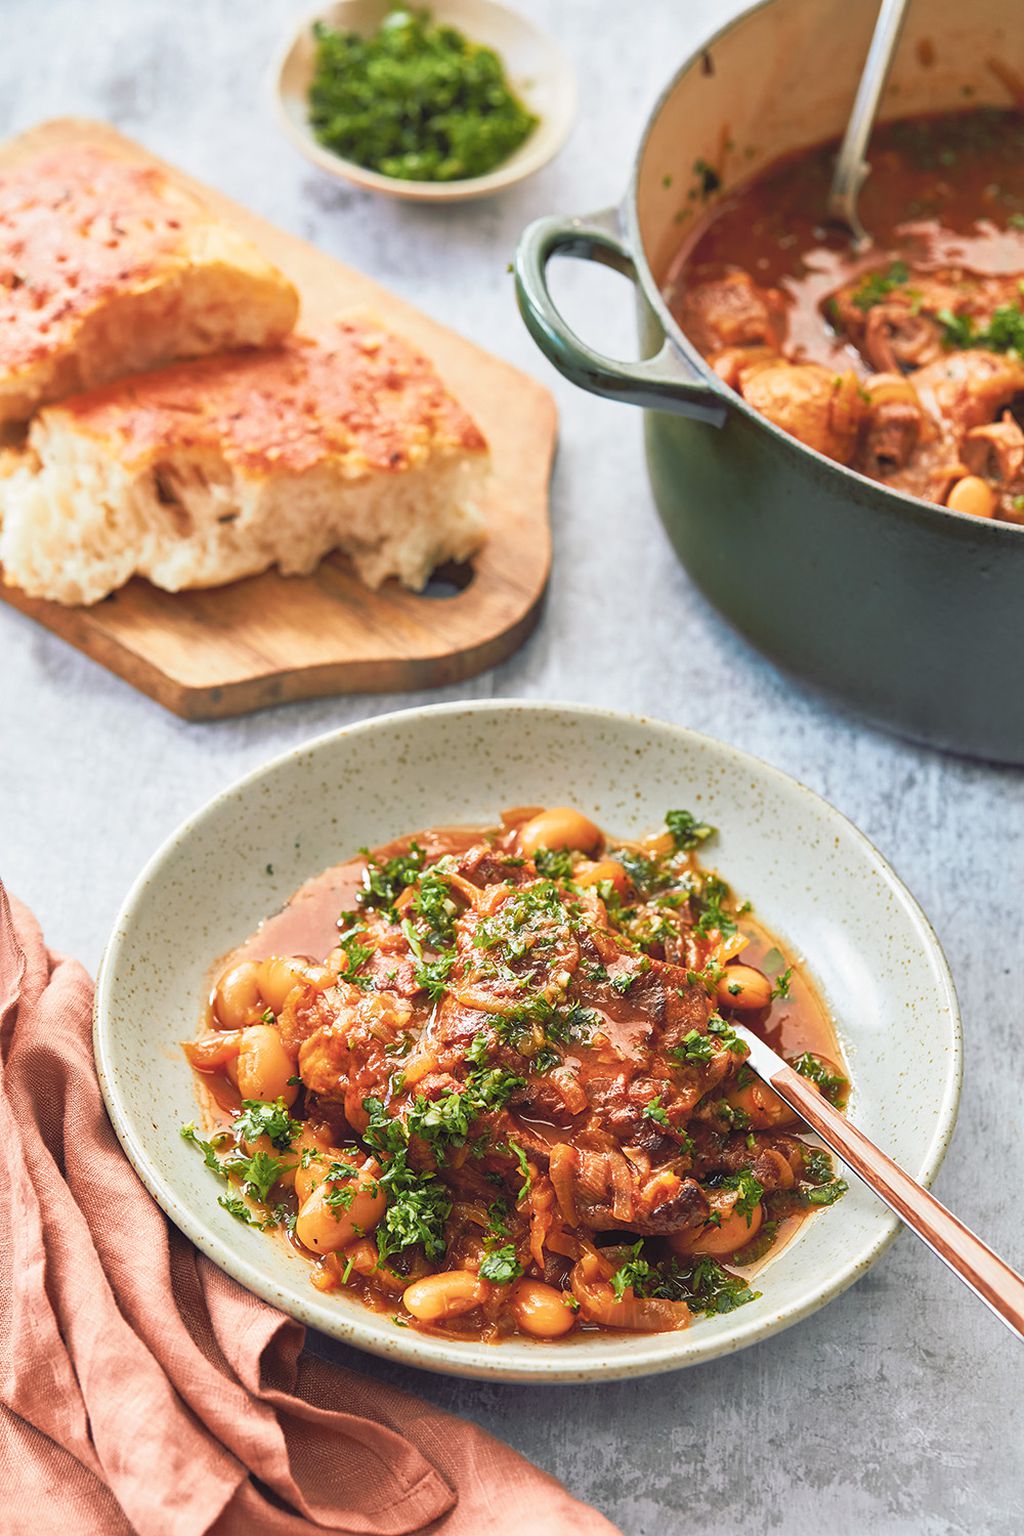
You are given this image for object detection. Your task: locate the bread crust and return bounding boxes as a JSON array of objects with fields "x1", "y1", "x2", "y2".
[
  {"x1": 53, "y1": 318, "x2": 487, "y2": 476},
  {"x1": 0, "y1": 316, "x2": 489, "y2": 604},
  {"x1": 0, "y1": 143, "x2": 298, "y2": 420}
]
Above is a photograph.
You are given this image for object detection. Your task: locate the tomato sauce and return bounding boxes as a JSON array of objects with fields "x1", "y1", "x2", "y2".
[
  {"x1": 664, "y1": 109, "x2": 1024, "y2": 517},
  {"x1": 184, "y1": 813, "x2": 851, "y2": 1342}
]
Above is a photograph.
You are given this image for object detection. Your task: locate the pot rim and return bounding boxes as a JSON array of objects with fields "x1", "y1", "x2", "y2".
[{"x1": 621, "y1": 0, "x2": 1024, "y2": 541}]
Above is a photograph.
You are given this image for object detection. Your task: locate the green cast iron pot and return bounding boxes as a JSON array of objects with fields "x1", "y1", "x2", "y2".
[{"x1": 514, "y1": 0, "x2": 1021, "y2": 763}]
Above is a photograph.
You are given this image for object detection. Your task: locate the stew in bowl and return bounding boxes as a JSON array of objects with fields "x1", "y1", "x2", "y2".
[
  {"x1": 181, "y1": 804, "x2": 850, "y2": 1343},
  {"x1": 93, "y1": 702, "x2": 961, "y2": 1380}
]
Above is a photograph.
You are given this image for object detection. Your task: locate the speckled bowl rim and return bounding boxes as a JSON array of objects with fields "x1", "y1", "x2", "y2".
[{"x1": 94, "y1": 701, "x2": 962, "y2": 1383}]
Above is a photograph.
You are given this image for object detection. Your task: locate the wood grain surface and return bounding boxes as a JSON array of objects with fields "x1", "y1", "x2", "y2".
[{"x1": 0, "y1": 118, "x2": 556, "y2": 719}]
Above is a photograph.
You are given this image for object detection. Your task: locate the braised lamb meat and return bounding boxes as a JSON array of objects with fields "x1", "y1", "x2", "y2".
[
  {"x1": 182, "y1": 806, "x2": 850, "y2": 1341},
  {"x1": 667, "y1": 107, "x2": 1024, "y2": 524}
]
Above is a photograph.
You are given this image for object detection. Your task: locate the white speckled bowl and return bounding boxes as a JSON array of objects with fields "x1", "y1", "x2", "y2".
[
  {"x1": 274, "y1": 0, "x2": 577, "y2": 203},
  {"x1": 94, "y1": 702, "x2": 961, "y2": 1382}
]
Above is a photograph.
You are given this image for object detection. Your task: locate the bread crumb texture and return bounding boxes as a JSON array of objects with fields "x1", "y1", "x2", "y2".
[
  {"x1": 0, "y1": 143, "x2": 298, "y2": 421},
  {"x1": 0, "y1": 318, "x2": 489, "y2": 604}
]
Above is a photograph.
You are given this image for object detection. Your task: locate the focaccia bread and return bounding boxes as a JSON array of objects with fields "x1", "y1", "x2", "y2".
[
  {"x1": 0, "y1": 142, "x2": 299, "y2": 423},
  {"x1": 0, "y1": 317, "x2": 489, "y2": 605}
]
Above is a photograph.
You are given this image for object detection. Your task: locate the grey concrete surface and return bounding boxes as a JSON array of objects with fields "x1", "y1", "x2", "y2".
[{"x1": 1, "y1": 2, "x2": 1021, "y2": 1532}]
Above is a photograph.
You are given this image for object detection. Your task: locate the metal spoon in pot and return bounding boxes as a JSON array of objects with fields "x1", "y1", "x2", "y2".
[
  {"x1": 827, "y1": 0, "x2": 910, "y2": 249},
  {"x1": 731, "y1": 1021, "x2": 1024, "y2": 1343}
]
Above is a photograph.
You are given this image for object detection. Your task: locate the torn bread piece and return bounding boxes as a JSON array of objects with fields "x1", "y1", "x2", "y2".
[
  {"x1": 0, "y1": 142, "x2": 298, "y2": 423},
  {"x1": 0, "y1": 316, "x2": 489, "y2": 605}
]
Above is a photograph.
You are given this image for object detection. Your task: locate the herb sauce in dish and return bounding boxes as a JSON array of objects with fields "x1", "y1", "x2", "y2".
[
  {"x1": 665, "y1": 108, "x2": 1024, "y2": 521},
  {"x1": 181, "y1": 806, "x2": 849, "y2": 1342},
  {"x1": 307, "y1": 7, "x2": 537, "y2": 183}
]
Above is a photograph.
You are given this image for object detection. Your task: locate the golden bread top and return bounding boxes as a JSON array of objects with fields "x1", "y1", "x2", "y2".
[
  {"x1": 48, "y1": 318, "x2": 488, "y2": 474},
  {"x1": 0, "y1": 143, "x2": 287, "y2": 369}
]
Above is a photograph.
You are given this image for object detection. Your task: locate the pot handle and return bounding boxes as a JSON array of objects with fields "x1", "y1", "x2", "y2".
[{"x1": 514, "y1": 206, "x2": 727, "y2": 425}]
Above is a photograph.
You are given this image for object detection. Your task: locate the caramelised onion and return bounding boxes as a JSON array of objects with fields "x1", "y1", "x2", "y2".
[
  {"x1": 570, "y1": 1252, "x2": 690, "y2": 1333},
  {"x1": 551, "y1": 1066, "x2": 588, "y2": 1115},
  {"x1": 182, "y1": 1029, "x2": 242, "y2": 1070},
  {"x1": 548, "y1": 1143, "x2": 579, "y2": 1226},
  {"x1": 610, "y1": 1156, "x2": 635, "y2": 1224}
]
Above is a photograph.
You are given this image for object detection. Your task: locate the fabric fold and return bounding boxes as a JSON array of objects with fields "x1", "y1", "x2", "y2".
[{"x1": 0, "y1": 887, "x2": 621, "y2": 1536}]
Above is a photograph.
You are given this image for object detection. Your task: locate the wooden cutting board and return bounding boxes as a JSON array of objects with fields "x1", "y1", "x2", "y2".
[{"x1": 0, "y1": 119, "x2": 556, "y2": 720}]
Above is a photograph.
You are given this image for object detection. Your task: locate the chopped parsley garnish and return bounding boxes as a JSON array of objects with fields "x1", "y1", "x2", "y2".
[
  {"x1": 936, "y1": 301, "x2": 1024, "y2": 355},
  {"x1": 608, "y1": 1243, "x2": 759, "y2": 1315},
  {"x1": 402, "y1": 918, "x2": 456, "y2": 1001},
  {"x1": 730, "y1": 1220, "x2": 780, "y2": 1265},
  {"x1": 241, "y1": 1149, "x2": 293, "y2": 1204},
  {"x1": 718, "y1": 1168, "x2": 764, "y2": 1221},
  {"x1": 322, "y1": 1161, "x2": 362, "y2": 1215},
  {"x1": 362, "y1": 1095, "x2": 410, "y2": 1156},
  {"x1": 693, "y1": 157, "x2": 721, "y2": 199},
  {"x1": 486, "y1": 1198, "x2": 511, "y2": 1237},
  {"x1": 507, "y1": 1139, "x2": 532, "y2": 1201},
  {"x1": 706, "y1": 1013, "x2": 747, "y2": 1055},
  {"x1": 693, "y1": 874, "x2": 738, "y2": 939},
  {"x1": 533, "y1": 846, "x2": 574, "y2": 880},
  {"x1": 610, "y1": 1242, "x2": 657, "y2": 1300},
  {"x1": 182, "y1": 1126, "x2": 289, "y2": 1227},
  {"x1": 478, "y1": 1244, "x2": 523, "y2": 1283},
  {"x1": 405, "y1": 1064, "x2": 524, "y2": 1152},
  {"x1": 232, "y1": 1099, "x2": 302, "y2": 1151},
  {"x1": 336, "y1": 921, "x2": 374, "y2": 988},
  {"x1": 532, "y1": 1045, "x2": 562, "y2": 1074},
  {"x1": 466, "y1": 1032, "x2": 491, "y2": 1068},
  {"x1": 181, "y1": 1120, "x2": 295, "y2": 1210},
  {"x1": 804, "y1": 1177, "x2": 849, "y2": 1206},
  {"x1": 561, "y1": 1002, "x2": 602, "y2": 1044},
  {"x1": 851, "y1": 261, "x2": 910, "y2": 311},
  {"x1": 180, "y1": 1122, "x2": 226, "y2": 1173},
  {"x1": 796, "y1": 1145, "x2": 848, "y2": 1206},
  {"x1": 672, "y1": 1028, "x2": 715, "y2": 1065},
  {"x1": 400, "y1": 917, "x2": 423, "y2": 961},
  {"x1": 308, "y1": 9, "x2": 538, "y2": 184},
  {"x1": 802, "y1": 1147, "x2": 835, "y2": 1185},
  {"x1": 359, "y1": 842, "x2": 426, "y2": 916},
  {"x1": 790, "y1": 1052, "x2": 849, "y2": 1107},
  {"x1": 361, "y1": 1097, "x2": 452, "y2": 1264},
  {"x1": 686, "y1": 1258, "x2": 760, "y2": 1314},
  {"x1": 376, "y1": 1157, "x2": 452, "y2": 1265},
  {"x1": 218, "y1": 1193, "x2": 273, "y2": 1228},
  {"x1": 473, "y1": 881, "x2": 569, "y2": 960},
  {"x1": 611, "y1": 968, "x2": 640, "y2": 995},
  {"x1": 611, "y1": 848, "x2": 660, "y2": 900},
  {"x1": 642, "y1": 1094, "x2": 670, "y2": 1127},
  {"x1": 771, "y1": 966, "x2": 793, "y2": 1000},
  {"x1": 713, "y1": 1098, "x2": 751, "y2": 1130},
  {"x1": 413, "y1": 869, "x2": 458, "y2": 945},
  {"x1": 665, "y1": 809, "x2": 715, "y2": 851},
  {"x1": 415, "y1": 950, "x2": 456, "y2": 1002}
]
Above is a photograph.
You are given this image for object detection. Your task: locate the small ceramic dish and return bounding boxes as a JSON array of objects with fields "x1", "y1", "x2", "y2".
[
  {"x1": 274, "y1": 0, "x2": 577, "y2": 203},
  {"x1": 94, "y1": 702, "x2": 961, "y2": 1383}
]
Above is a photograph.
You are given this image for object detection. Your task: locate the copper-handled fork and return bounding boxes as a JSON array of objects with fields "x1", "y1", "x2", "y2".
[{"x1": 733, "y1": 1023, "x2": 1024, "y2": 1343}]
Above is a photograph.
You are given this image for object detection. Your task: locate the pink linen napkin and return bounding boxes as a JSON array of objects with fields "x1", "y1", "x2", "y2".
[{"x1": 0, "y1": 886, "x2": 621, "y2": 1536}]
